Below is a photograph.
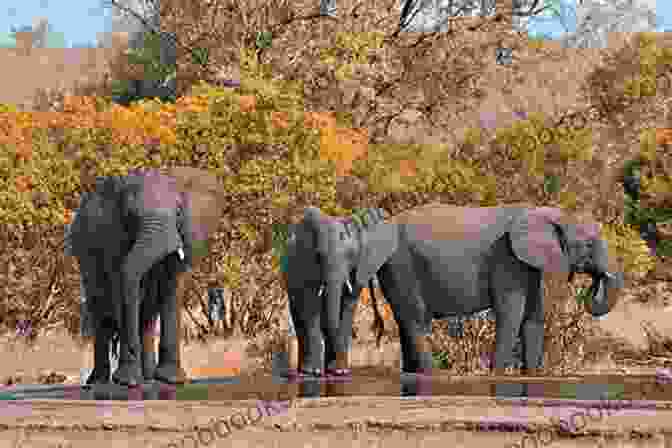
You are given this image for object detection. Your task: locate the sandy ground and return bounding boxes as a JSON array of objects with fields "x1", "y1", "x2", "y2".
[
  {"x1": 1, "y1": 395, "x2": 672, "y2": 447},
  {"x1": 0, "y1": 295, "x2": 671, "y2": 447}
]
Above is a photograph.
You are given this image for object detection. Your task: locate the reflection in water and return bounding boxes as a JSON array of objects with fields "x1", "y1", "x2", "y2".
[{"x1": 1, "y1": 370, "x2": 671, "y2": 403}]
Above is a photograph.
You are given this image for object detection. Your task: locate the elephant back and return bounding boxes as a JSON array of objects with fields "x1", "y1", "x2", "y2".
[{"x1": 393, "y1": 204, "x2": 526, "y2": 248}]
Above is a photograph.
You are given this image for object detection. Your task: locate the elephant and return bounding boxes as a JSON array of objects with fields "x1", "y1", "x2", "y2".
[
  {"x1": 68, "y1": 167, "x2": 228, "y2": 386},
  {"x1": 291, "y1": 203, "x2": 625, "y2": 375},
  {"x1": 285, "y1": 206, "x2": 387, "y2": 376}
]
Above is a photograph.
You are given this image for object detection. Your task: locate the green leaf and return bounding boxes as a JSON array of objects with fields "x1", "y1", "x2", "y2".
[
  {"x1": 191, "y1": 46, "x2": 210, "y2": 66},
  {"x1": 256, "y1": 31, "x2": 273, "y2": 50},
  {"x1": 575, "y1": 286, "x2": 591, "y2": 304},
  {"x1": 544, "y1": 174, "x2": 561, "y2": 195}
]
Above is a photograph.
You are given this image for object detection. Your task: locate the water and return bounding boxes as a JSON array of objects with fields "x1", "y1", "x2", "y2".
[{"x1": 5, "y1": 369, "x2": 672, "y2": 402}]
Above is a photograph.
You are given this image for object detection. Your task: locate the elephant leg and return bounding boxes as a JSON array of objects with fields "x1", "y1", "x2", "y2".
[
  {"x1": 520, "y1": 273, "x2": 544, "y2": 374},
  {"x1": 79, "y1": 254, "x2": 115, "y2": 385},
  {"x1": 139, "y1": 257, "x2": 169, "y2": 381},
  {"x1": 112, "y1": 291, "x2": 143, "y2": 386},
  {"x1": 301, "y1": 316, "x2": 324, "y2": 376},
  {"x1": 490, "y1": 239, "x2": 529, "y2": 375},
  {"x1": 397, "y1": 320, "x2": 433, "y2": 373},
  {"x1": 323, "y1": 284, "x2": 359, "y2": 375},
  {"x1": 377, "y1": 264, "x2": 432, "y2": 373},
  {"x1": 290, "y1": 289, "x2": 323, "y2": 376},
  {"x1": 87, "y1": 317, "x2": 115, "y2": 385},
  {"x1": 154, "y1": 253, "x2": 187, "y2": 384}
]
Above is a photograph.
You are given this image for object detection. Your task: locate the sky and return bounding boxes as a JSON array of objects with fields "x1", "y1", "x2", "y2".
[
  {"x1": 1, "y1": 0, "x2": 149, "y2": 48},
  {"x1": 0, "y1": 0, "x2": 670, "y2": 49}
]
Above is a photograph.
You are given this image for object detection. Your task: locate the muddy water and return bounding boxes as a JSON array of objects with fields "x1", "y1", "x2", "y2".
[{"x1": 4, "y1": 367, "x2": 672, "y2": 402}]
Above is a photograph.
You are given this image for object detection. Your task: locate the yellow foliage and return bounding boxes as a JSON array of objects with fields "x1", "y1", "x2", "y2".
[
  {"x1": 493, "y1": 113, "x2": 593, "y2": 179},
  {"x1": 639, "y1": 128, "x2": 658, "y2": 161},
  {"x1": 602, "y1": 221, "x2": 656, "y2": 280}
]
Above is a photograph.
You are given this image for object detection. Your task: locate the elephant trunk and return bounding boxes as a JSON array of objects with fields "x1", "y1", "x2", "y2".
[
  {"x1": 318, "y1": 261, "x2": 348, "y2": 368},
  {"x1": 584, "y1": 238, "x2": 624, "y2": 317},
  {"x1": 122, "y1": 213, "x2": 181, "y2": 317}
]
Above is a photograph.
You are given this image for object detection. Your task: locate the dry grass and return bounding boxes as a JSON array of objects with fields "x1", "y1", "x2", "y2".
[{"x1": 0, "y1": 45, "x2": 122, "y2": 111}]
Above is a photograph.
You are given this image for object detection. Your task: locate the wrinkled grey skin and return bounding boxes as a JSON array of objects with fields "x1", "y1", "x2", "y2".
[
  {"x1": 68, "y1": 172, "x2": 194, "y2": 386},
  {"x1": 285, "y1": 207, "x2": 387, "y2": 376},
  {"x1": 84, "y1": 252, "x2": 181, "y2": 385},
  {"x1": 293, "y1": 204, "x2": 625, "y2": 374}
]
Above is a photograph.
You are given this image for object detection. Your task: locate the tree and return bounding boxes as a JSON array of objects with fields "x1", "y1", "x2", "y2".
[
  {"x1": 398, "y1": 0, "x2": 551, "y2": 33},
  {"x1": 0, "y1": 32, "x2": 17, "y2": 48},
  {"x1": 560, "y1": 0, "x2": 659, "y2": 49}
]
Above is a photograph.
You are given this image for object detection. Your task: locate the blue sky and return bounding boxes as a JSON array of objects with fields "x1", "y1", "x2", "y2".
[
  {"x1": 525, "y1": 0, "x2": 672, "y2": 38},
  {"x1": 1, "y1": 0, "x2": 670, "y2": 48},
  {"x1": 1, "y1": 0, "x2": 142, "y2": 48}
]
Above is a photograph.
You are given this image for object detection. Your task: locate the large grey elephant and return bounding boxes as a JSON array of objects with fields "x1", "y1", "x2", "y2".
[
  {"x1": 291, "y1": 203, "x2": 625, "y2": 375},
  {"x1": 285, "y1": 207, "x2": 387, "y2": 376},
  {"x1": 69, "y1": 171, "x2": 195, "y2": 386},
  {"x1": 69, "y1": 167, "x2": 230, "y2": 386}
]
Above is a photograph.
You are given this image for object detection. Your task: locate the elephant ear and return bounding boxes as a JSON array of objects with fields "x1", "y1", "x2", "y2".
[
  {"x1": 164, "y1": 166, "x2": 224, "y2": 241},
  {"x1": 509, "y1": 208, "x2": 570, "y2": 273},
  {"x1": 355, "y1": 220, "x2": 398, "y2": 287}
]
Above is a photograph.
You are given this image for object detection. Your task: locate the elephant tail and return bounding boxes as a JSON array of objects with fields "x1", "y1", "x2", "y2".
[{"x1": 368, "y1": 278, "x2": 385, "y2": 348}]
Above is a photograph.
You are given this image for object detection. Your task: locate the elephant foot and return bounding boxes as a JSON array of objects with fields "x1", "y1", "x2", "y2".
[
  {"x1": 86, "y1": 368, "x2": 111, "y2": 385},
  {"x1": 112, "y1": 362, "x2": 143, "y2": 387},
  {"x1": 154, "y1": 362, "x2": 189, "y2": 384}
]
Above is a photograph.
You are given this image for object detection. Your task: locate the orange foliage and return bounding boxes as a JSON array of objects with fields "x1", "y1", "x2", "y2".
[
  {"x1": 270, "y1": 111, "x2": 290, "y2": 129},
  {"x1": 381, "y1": 303, "x2": 393, "y2": 321},
  {"x1": 358, "y1": 289, "x2": 394, "y2": 321},
  {"x1": 302, "y1": 111, "x2": 368, "y2": 176},
  {"x1": 15, "y1": 175, "x2": 33, "y2": 192},
  {"x1": 360, "y1": 288, "x2": 371, "y2": 305},
  {"x1": 304, "y1": 111, "x2": 336, "y2": 130},
  {"x1": 656, "y1": 128, "x2": 672, "y2": 146},
  {"x1": 14, "y1": 142, "x2": 33, "y2": 161},
  {"x1": 398, "y1": 159, "x2": 417, "y2": 177},
  {"x1": 238, "y1": 95, "x2": 257, "y2": 113},
  {"x1": 63, "y1": 209, "x2": 74, "y2": 225},
  {"x1": 320, "y1": 126, "x2": 369, "y2": 176}
]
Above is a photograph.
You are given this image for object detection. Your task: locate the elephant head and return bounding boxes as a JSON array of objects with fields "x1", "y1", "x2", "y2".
[
  {"x1": 288, "y1": 206, "x2": 389, "y2": 374},
  {"x1": 508, "y1": 207, "x2": 624, "y2": 318}
]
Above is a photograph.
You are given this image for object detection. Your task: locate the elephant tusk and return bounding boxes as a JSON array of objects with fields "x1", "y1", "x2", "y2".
[{"x1": 345, "y1": 280, "x2": 353, "y2": 294}]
